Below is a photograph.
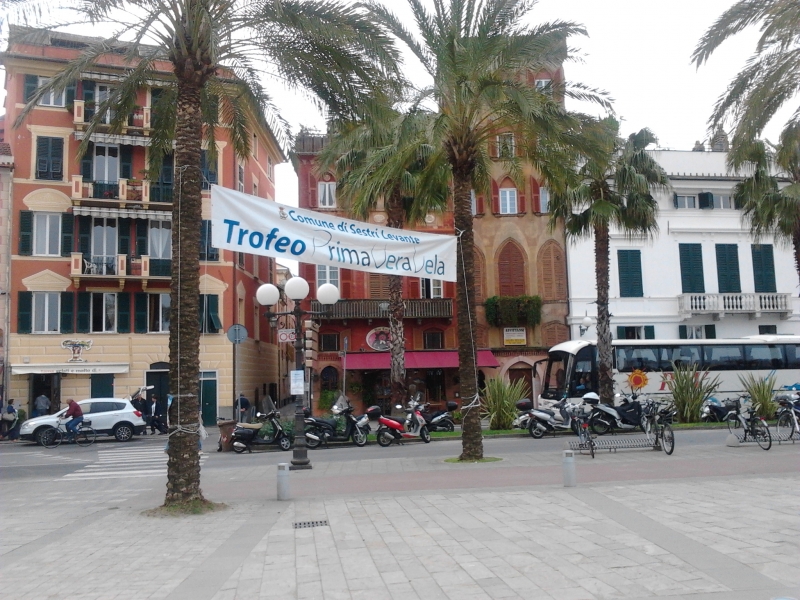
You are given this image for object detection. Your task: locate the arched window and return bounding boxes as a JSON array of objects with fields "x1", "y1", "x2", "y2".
[
  {"x1": 498, "y1": 241, "x2": 526, "y2": 296},
  {"x1": 473, "y1": 247, "x2": 486, "y2": 302},
  {"x1": 537, "y1": 240, "x2": 567, "y2": 301},
  {"x1": 320, "y1": 366, "x2": 339, "y2": 392}
]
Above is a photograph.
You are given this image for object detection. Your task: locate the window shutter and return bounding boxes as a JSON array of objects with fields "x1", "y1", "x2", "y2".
[
  {"x1": 19, "y1": 211, "x2": 33, "y2": 256},
  {"x1": 76, "y1": 292, "x2": 91, "y2": 333},
  {"x1": 198, "y1": 294, "x2": 206, "y2": 331},
  {"x1": 308, "y1": 174, "x2": 318, "y2": 208},
  {"x1": 673, "y1": 192, "x2": 679, "y2": 209},
  {"x1": 50, "y1": 138, "x2": 63, "y2": 178},
  {"x1": 134, "y1": 293, "x2": 148, "y2": 333},
  {"x1": 207, "y1": 295, "x2": 222, "y2": 332},
  {"x1": 679, "y1": 244, "x2": 704, "y2": 293},
  {"x1": 678, "y1": 325, "x2": 687, "y2": 339},
  {"x1": 61, "y1": 213, "x2": 74, "y2": 257},
  {"x1": 491, "y1": 180, "x2": 500, "y2": 214},
  {"x1": 118, "y1": 218, "x2": 131, "y2": 255},
  {"x1": 81, "y1": 142, "x2": 94, "y2": 181},
  {"x1": 616, "y1": 326, "x2": 626, "y2": 339},
  {"x1": 475, "y1": 194, "x2": 485, "y2": 215},
  {"x1": 644, "y1": 325, "x2": 655, "y2": 339},
  {"x1": 65, "y1": 81, "x2": 76, "y2": 106},
  {"x1": 18, "y1": 291, "x2": 33, "y2": 334},
  {"x1": 24, "y1": 74, "x2": 38, "y2": 102},
  {"x1": 60, "y1": 292, "x2": 75, "y2": 333},
  {"x1": 704, "y1": 324, "x2": 716, "y2": 339},
  {"x1": 716, "y1": 244, "x2": 741, "y2": 293},
  {"x1": 618, "y1": 250, "x2": 643, "y2": 297},
  {"x1": 78, "y1": 216, "x2": 92, "y2": 256},
  {"x1": 117, "y1": 293, "x2": 131, "y2": 333},
  {"x1": 82, "y1": 80, "x2": 95, "y2": 102},
  {"x1": 36, "y1": 137, "x2": 50, "y2": 179},
  {"x1": 518, "y1": 189, "x2": 526, "y2": 214},
  {"x1": 499, "y1": 243, "x2": 525, "y2": 296},
  {"x1": 530, "y1": 178, "x2": 541, "y2": 212},
  {"x1": 136, "y1": 219, "x2": 148, "y2": 256},
  {"x1": 698, "y1": 192, "x2": 713, "y2": 210},
  {"x1": 120, "y1": 145, "x2": 133, "y2": 180},
  {"x1": 474, "y1": 249, "x2": 485, "y2": 302},
  {"x1": 751, "y1": 244, "x2": 776, "y2": 293}
]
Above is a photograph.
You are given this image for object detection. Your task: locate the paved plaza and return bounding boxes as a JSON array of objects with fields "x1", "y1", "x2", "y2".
[{"x1": 0, "y1": 432, "x2": 798, "y2": 600}]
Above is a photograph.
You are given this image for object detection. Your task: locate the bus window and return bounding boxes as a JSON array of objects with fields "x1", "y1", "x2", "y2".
[
  {"x1": 744, "y1": 344, "x2": 785, "y2": 369},
  {"x1": 542, "y1": 351, "x2": 568, "y2": 400},
  {"x1": 615, "y1": 346, "x2": 659, "y2": 373},
  {"x1": 703, "y1": 345, "x2": 744, "y2": 370},
  {"x1": 570, "y1": 346, "x2": 596, "y2": 395},
  {"x1": 786, "y1": 345, "x2": 800, "y2": 369},
  {"x1": 659, "y1": 345, "x2": 701, "y2": 371}
]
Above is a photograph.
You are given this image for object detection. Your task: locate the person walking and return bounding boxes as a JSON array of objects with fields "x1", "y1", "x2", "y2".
[
  {"x1": 33, "y1": 393, "x2": 51, "y2": 418},
  {"x1": 140, "y1": 395, "x2": 153, "y2": 434},
  {"x1": 236, "y1": 393, "x2": 250, "y2": 423},
  {"x1": 63, "y1": 399, "x2": 84, "y2": 442},
  {"x1": 0, "y1": 399, "x2": 18, "y2": 440},
  {"x1": 153, "y1": 395, "x2": 168, "y2": 434}
]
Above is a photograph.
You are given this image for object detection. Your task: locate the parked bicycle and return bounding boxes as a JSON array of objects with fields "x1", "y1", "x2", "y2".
[
  {"x1": 569, "y1": 403, "x2": 595, "y2": 458},
  {"x1": 641, "y1": 399, "x2": 675, "y2": 455},
  {"x1": 774, "y1": 390, "x2": 800, "y2": 440},
  {"x1": 727, "y1": 398, "x2": 771, "y2": 450},
  {"x1": 41, "y1": 418, "x2": 96, "y2": 448}
]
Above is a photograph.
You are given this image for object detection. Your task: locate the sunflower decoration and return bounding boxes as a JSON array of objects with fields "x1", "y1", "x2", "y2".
[{"x1": 628, "y1": 369, "x2": 649, "y2": 391}]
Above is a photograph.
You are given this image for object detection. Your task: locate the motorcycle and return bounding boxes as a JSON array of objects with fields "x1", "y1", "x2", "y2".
[
  {"x1": 589, "y1": 393, "x2": 645, "y2": 435},
  {"x1": 304, "y1": 396, "x2": 370, "y2": 448},
  {"x1": 231, "y1": 410, "x2": 292, "y2": 453},
  {"x1": 512, "y1": 399, "x2": 535, "y2": 431},
  {"x1": 700, "y1": 397, "x2": 737, "y2": 423},
  {"x1": 369, "y1": 401, "x2": 431, "y2": 446},
  {"x1": 525, "y1": 394, "x2": 597, "y2": 439},
  {"x1": 418, "y1": 399, "x2": 458, "y2": 432}
]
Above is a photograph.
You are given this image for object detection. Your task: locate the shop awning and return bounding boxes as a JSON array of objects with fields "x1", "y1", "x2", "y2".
[
  {"x1": 73, "y1": 206, "x2": 172, "y2": 221},
  {"x1": 343, "y1": 350, "x2": 499, "y2": 371},
  {"x1": 11, "y1": 363, "x2": 130, "y2": 375}
]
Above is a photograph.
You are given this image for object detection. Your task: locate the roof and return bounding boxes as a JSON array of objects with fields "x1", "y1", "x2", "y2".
[
  {"x1": 8, "y1": 25, "x2": 166, "y2": 58},
  {"x1": 647, "y1": 150, "x2": 786, "y2": 180}
]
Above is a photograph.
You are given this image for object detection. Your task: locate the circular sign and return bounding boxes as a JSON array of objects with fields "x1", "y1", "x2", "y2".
[
  {"x1": 226, "y1": 324, "x2": 248, "y2": 344},
  {"x1": 366, "y1": 327, "x2": 390, "y2": 351}
]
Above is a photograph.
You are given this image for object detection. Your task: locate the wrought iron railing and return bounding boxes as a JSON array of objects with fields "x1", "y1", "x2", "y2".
[
  {"x1": 92, "y1": 181, "x2": 119, "y2": 199},
  {"x1": 83, "y1": 255, "x2": 116, "y2": 275},
  {"x1": 149, "y1": 259, "x2": 172, "y2": 277}
]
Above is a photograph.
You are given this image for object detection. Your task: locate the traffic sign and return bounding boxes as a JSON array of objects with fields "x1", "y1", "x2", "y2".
[
  {"x1": 226, "y1": 324, "x2": 248, "y2": 344},
  {"x1": 278, "y1": 329, "x2": 296, "y2": 343}
]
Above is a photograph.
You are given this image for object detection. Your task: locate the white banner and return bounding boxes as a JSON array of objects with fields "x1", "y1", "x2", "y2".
[{"x1": 211, "y1": 187, "x2": 458, "y2": 282}]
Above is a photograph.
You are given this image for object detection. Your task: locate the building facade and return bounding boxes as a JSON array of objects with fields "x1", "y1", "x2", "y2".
[
  {"x1": 567, "y1": 149, "x2": 800, "y2": 341},
  {"x1": 1, "y1": 28, "x2": 286, "y2": 421}
]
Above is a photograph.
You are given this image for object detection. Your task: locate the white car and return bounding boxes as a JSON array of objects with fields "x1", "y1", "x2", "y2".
[{"x1": 20, "y1": 398, "x2": 147, "y2": 444}]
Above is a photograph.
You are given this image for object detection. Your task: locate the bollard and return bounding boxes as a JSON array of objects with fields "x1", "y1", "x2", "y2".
[
  {"x1": 725, "y1": 434, "x2": 741, "y2": 448},
  {"x1": 277, "y1": 463, "x2": 290, "y2": 500},
  {"x1": 562, "y1": 450, "x2": 576, "y2": 487}
]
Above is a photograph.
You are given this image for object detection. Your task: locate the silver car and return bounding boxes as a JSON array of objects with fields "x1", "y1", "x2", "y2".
[{"x1": 19, "y1": 398, "x2": 147, "y2": 444}]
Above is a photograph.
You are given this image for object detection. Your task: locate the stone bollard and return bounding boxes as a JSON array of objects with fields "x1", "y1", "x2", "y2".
[
  {"x1": 725, "y1": 434, "x2": 741, "y2": 448},
  {"x1": 277, "y1": 463, "x2": 290, "y2": 500},
  {"x1": 563, "y1": 450, "x2": 576, "y2": 487}
]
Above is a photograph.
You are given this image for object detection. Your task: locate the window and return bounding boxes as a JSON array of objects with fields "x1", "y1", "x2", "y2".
[
  {"x1": 679, "y1": 244, "x2": 705, "y2": 293},
  {"x1": 317, "y1": 265, "x2": 339, "y2": 288},
  {"x1": 786, "y1": 345, "x2": 800, "y2": 368},
  {"x1": 713, "y1": 194, "x2": 733, "y2": 209},
  {"x1": 615, "y1": 347, "x2": 660, "y2": 373},
  {"x1": 715, "y1": 244, "x2": 741, "y2": 293},
  {"x1": 423, "y1": 330, "x2": 444, "y2": 350},
  {"x1": 37, "y1": 77, "x2": 66, "y2": 107},
  {"x1": 252, "y1": 133, "x2": 258, "y2": 158},
  {"x1": 199, "y1": 294, "x2": 222, "y2": 333},
  {"x1": 321, "y1": 333, "x2": 339, "y2": 352},
  {"x1": 237, "y1": 163, "x2": 245, "y2": 193},
  {"x1": 759, "y1": 325, "x2": 778, "y2": 335},
  {"x1": 703, "y1": 345, "x2": 744, "y2": 370},
  {"x1": 752, "y1": 244, "x2": 776, "y2": 293},
  {"x1": 200, "y1": 150, "x2": 218, "y2": 189},
  {"x1": 535, "y1": 78, "x2": 552, "y2": 94},
  {"x1": 675, "y1": 195, "x2": 696, "y2": 209},
  {"x1": 91, "y1": 217, "x2": 118, "y2": 275},
  {"x1": 659, "y1": 345, "x2": 701, "y2": 370},
  {"x1": 420, "y1": 278, "x2": 443, "y2": 299},
  {"x1": 499, "y1": 188, "x2": 517, "y2": 214},
  {"x1": 617, "y1": 250, "x2": 643, "y2": 297},
  {"x1": 36, "y1": 136, "x2": 64, "y2": 180},
  {"x1": 497, "y1": 133, "x2": 515, "y2": 158},
  {"x1": 470, "y1": 190, "x2": 477, "y2": 216},
  {"x1": 538, "y1": 241, "x2": 567, "y2": 302},
  {"x1": 149, "y1": 294, "x2": 170, "y2": 332},
  {"x1": 369, "y1": 274, "x2": 390, "y2": 298},
  {"x1": 681, "y1": 325, "x2": 705, "y2": 340},
  {"x1": 149, "y1": 221, "x2": 172, "y2": 259},
  {"x1": 33, "y1": 213, "x2": 61, "y2": 256},
  {"x1": 253, "y1": 182, "x2": 258, "y2": 197},
  {"x1": 200, "y1": 220, "x2": 219, "y2": 261},
  {"x1": 237, "y1": 252, "x2": 245, "y2": 268},
  {"x1": 90, "y1": 293, "x2": 116, "y2": 333},
  {"x1": 96, "y1": 84, "x2": 115, "y2": 124},
  {"x1": 744, "y1": 344, "x2": 784, "y2": 369},
  {"x1": 321, "y1": 366, "x2": 339, "y2": 391},
  {"x1": 539, "y1": 187, "x2": 550, "y2": 213},
  {"x1": 498, "y1": 242, "x2": 525, "y2": 296},
  {"x1": 318, "y1": 182, "x2": 336, "y2": 208},
  {"x1": 617, "y1": 326, "x2": 645, "y2": 340},
  {"x1": 33, "y1": 292, "x2": 59, "y2": 333},
  {"x1": 267, "y1": 156, "x2": 274, "y2": 181}
]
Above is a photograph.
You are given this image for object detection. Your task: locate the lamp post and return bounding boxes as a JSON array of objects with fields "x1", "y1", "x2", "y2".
[
  {"x1": 579, "y1": 313, "x2": 594, "y2": 337},
  {"x1": 257, "y1": 277, "x2": 340, "y2": 470}
]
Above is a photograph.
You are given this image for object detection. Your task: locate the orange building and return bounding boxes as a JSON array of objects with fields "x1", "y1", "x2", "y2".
[{"x1": 1, "y1": 27, "x2": 286, "y2": 421}]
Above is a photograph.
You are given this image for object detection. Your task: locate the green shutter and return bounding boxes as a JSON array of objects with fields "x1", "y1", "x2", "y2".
[
  {"x1": 36, "y1": 137, "x2": 50, "y2": 179},
  {"x1": 18, "y1": 292, "x2": 32, "y2": 334},
  {"x1": 82, "y1": 80, "x2": 95, "y2": 102},
  {"x1": 136, "y1": 219, "x2": 148, "y2": 256},
  {"x1": 207, "y1": 294, "x2": 222, "y2": 333},
  {"x1": 698, "y1": 192, "x2": 713, "y2": 209},
  {"x1": 200, "y1": 220, "x2": 218, "y2": 261},
  {"x1": 716, "y1": 244, "x2": 741, "y2": 293},
  {"x1": 704, "y1": 324, "x2": 716, "y2": 339},
  {"x1": 19, "y1": 211, "x2": 33, "y2": 256},
  {"x1": 134, "y1": 293, "x2": 148, "y2": 333},
  {"x1": 60, "y1": 292, "x2": 74, "y2": 334},
  {"x1": 65, "y1": 81, "x2": 76, "y2": 106},
  {"x1": 751, "y1": 244, "x2": 776, "y2": 293},
  {"x1": 120, "y1": 145, "x2": 133, "y2": 180},
  {"x1": 78, "y1": 216, "x2": 92, "y2": 256},
  {"x1": 61, "y1": 213, "x2": 74, "y2": 257},
  {"x1": 50, "y1": 137, "x2": 63, "y2": 179},
  {"x1": 118, "y1": 218, "x2": 131, "y2": 256},
  {"x1": 679, "y1": 244, "x2": 704, "y2": 293},
  {"x1": 673, "y1": 192, "x2": 679, "y2": 209},
  {"x1": 616, "y1": 326, "x2": 626, "y2": 340},
  {"x1": 24, "y1": 74, "x2": 38, "y2": 102},
  {"x1": 81, "y1": 142, "x2": 94, "y2": 181},
  {"x1": 117, "y1": 293, "x2": 131, "y2": 333},
  {"x1": 618, "y1": 250, "x2": 643, "y2": 297},
  {"x1": 644, "y1": 325, "x2": 655, "y2": 339},
  {"x1": 678, "y1": 325, "x2": 688, "y2": 339},
  {"x1": 76, "y1": 292, "x2": 91, "y2": 333}
]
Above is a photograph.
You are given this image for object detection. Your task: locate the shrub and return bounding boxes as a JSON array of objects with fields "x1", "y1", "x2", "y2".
[
  {"x1": 484, "y1": 296, "x2": 542, "y2": 328},
  {"x1": 318, "y1": 390, "x2": 337, "y2": 412},
  {"x1": 452, "y1": 410, "x2": 463, "y2": 424},
  {"x1": 739, "y1": 373, "x2": 777, "y2": 419},
  {"x1": 481, "y1": 377, "x2": 529, "y2": 430},
  {"x1": 662, "y1": 363, "x2": 720, "y2": 423}
]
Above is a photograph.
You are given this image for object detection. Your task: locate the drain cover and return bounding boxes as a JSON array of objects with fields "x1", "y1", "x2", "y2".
[{"x1": 293, "y1": 520, "x2": 329, "y2": 529}]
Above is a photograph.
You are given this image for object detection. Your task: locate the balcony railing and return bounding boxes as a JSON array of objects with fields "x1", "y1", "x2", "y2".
[
  {"x1": 150, "y1": 183, "x2": 173, "y2": 203},
  {"x1": 69, "y1": 253, "x2": 169, "y2": 279},
  {"x1": 92, "y1": 181, "x2": 120, "y2": 199},
  {"x1": 149, "y1": 258, "x2": 172, "y2": 277},
  {"x1": 679, "y1": 293, "x2": 791, "y2": 315},
  {"x1": 311, "y1": 298, "x2": 453, "y2": 319}
]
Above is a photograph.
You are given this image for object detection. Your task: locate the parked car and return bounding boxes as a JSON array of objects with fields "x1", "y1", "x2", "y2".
[{"x1": 19, "y1": 398, "x2": 147, "y2": 445}]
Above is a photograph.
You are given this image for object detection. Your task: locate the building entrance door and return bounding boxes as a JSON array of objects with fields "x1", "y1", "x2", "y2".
[
  {"x1": 91, "y1": 373, "x2": 115, "y2": 397},
  {"x1": 145, "y1": 370, "x2": 169, "y2": 403},
  {"x1": 30, "y1": 374, "x2": 60, "y2": 416},
  {"x1": 200, "y1": 372, "x2": 217, "y2": 426},
  {"x1": 508, "y1": 363, "x2": 534, "y2": 398}
]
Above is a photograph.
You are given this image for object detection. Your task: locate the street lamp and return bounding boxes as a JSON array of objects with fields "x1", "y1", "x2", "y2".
[
  {"x1": 257, "y1": 277, "x2": 340, "y2": 470},
  {"x1": 579, "y1": 313, "x2": 593, "y2": 337}
]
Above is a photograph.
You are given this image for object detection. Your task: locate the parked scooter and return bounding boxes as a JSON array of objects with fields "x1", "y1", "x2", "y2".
[
  {"x1": 525, "y1": 394, "x2": 597, "y2": 439},
  {"x1": 231, "y1": 410, "x2": 292, "y2": 453},
  {"x1": 512, "y1": 399, "x2": 535, "y2": 431},
  {"x1": 417, "y1": 398, "x2": 458, "y2": 432},
  {"x1": 700, "y1": 397, "x2": 737, "y2": 423},
  {"x1": 304, "y1": 396, "x2": 370, "y2": 448},
  {"x1": 588, "y1": 393, "x2": 644, "y2": 435},
  {"x1": 369, "y1": 400, "x2": 431, "y2": 446}
]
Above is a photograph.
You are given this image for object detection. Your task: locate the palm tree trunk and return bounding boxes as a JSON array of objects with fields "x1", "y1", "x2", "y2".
[
  {"x1": 594, "y1": 223, "x2": 613, "y2": 405},
  {"x1": 386, "y1": 194, "x2": 406, "y2": 407},
  {"x1": 165, "y1": 78, "x2": 204, "y2": 505},
  {"x1": 452, "y1": 172, "x2": 483, "y2": 460}
]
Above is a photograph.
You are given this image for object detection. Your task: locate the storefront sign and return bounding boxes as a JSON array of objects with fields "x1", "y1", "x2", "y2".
[
  {"x1": 278, "y1": 329, "x2": 296, "y2": 343},
  {"x1": 212, "y1": 187, "x2": 458, "y2": 281},
  {"x1": 11, "y1": 363, "x2": 130, "y2": 375},
  {"x1": 503, "y1": 328, "x2": 527, "y2": 346},
  {"x1": 61, "y1": 339, "x2": 93, "y2": 362},
  {"x1": 366, "y1": 327, "x2": 391, "y2": 351}
]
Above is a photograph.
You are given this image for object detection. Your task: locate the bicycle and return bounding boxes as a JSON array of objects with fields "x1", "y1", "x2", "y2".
[
  {"x1": 774, "y1": 391, "x2": 800, "y2": 440},
  {"x1": 641, "y1": 399, "x2": 675, "y2": 455},
  {"x1": 727, "y1": 398, "x2": 771, "y2": 450},
  {"x1": 725, "y1": 395, "x2": 751, "y2": 433},
  {"x1": 569, "y1": 404, "x2": 595, "y2": 459},
  {"x1": 41, "y1": 418, "x2": 96, "y2": 448}
]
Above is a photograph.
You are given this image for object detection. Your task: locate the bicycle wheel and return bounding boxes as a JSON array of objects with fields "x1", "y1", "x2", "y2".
[
  {"x1": 726, "y1": 416, "x2": 741, "y2": 434},
  {"x1": 660, "y1": 424, "x2": 675, "y2": 455},
  {"x1": 775, "y1": 412, "x2": 795, "y2": 439},
  {"x1": 41, "y1": 427, "x2": 62, "y2": 449},
  {"x1": 584, "y1": 429, "x2": 595, "y2": 459},
  {"x1": 753, "y1": 421, "x2": 772, "y2": 451},
  {"x1": 75, "y1": 427, "x2": 96, "y2": 447}
]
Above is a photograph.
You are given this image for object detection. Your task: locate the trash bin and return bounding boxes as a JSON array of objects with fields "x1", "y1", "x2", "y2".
[{"x1": 217, "y1": 420, "x2": 237, "y2": 452}]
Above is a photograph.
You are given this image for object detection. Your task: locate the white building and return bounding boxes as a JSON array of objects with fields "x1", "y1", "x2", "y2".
[{"x1": 567, "y1": 149, "x2": 800, "y2": 341}]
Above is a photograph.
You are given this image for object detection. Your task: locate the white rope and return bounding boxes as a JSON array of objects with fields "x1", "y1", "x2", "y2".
[
  {"x1": 455, "y1": 227, "x2": 481, "y2": 412},
  {"x1": 171, "y1": 165, "x2": 190, "y2": 434}
]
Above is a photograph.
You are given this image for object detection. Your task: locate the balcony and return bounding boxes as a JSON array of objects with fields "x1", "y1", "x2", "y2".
[
  {"x1": 73, "y1": 100, "x2": 151, "y2": 133},
  {"x1": 71, "y1": 176, "x2": 168, "y2": 205},
  {"x1": 679, "y1": 293, "x2": 792, "y2": 319},
  {"x1": 70, "y1": 252, "x2": 170, "y2": 289},
  {"x1": 311, "y1": 298, "x2": 453, "y2": 320}
]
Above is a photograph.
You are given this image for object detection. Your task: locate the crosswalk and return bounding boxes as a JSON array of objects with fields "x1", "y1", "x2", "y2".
[{"x1": 62, "y1": 447, "x2": 207, "y2": 481}]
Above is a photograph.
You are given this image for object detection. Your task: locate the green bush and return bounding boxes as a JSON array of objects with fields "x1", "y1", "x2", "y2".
[
  {"x1": 318, "y1": 390, "x2": 337, "y2": 411},
  {"x1": 17, "y1": 409, "x2": 27, "y2": 422},
  {"x1": 739, "y1": 373, "x2": 777, "y2": 419},
  {"x1": 662, "y1": 363, "x2": 720, "y2": 423},
  {"x1": 481, "y1": 378, "x2": 529, "y2": 430},
  {"x1": 484, "y1": 296, "x2": 542, "y2": 328}
]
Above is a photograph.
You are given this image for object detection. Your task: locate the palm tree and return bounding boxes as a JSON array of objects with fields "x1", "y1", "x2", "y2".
[
  {"x1": 692, "y1": 0, "x2": 800, "y2": 145},
  {"x1": 317, "y1": 104, "x2": 450, "y2": 407},
  {"x1": 13, "y1": 0, "x2": 400, "y2": 507},
  {"x1": 730, "y1": 127, "x2": 800, "y2": 283},
  {"x1": 366, "y1": 0, "x2": 608, "y2": 460},
  {"x1": 548, "y1": 118, "x2": 668, "y2": 405}
]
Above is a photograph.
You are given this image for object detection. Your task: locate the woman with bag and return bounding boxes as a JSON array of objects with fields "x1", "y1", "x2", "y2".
[{"x1": 1, "y1": 400, "x2": 19, "y2": 440}]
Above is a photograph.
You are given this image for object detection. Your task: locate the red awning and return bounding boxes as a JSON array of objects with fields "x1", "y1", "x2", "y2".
[{"x1": 343, "y1": 350, "x2": 499, "y2": 370}]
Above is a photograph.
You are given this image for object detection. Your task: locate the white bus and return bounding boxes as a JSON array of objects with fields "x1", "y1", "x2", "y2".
[{"x1": 539, "y1": 335, "x2": 800, "y2": 403}]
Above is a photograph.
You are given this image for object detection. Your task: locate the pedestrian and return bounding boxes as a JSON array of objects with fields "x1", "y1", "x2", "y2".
[
  {"x1": 153, "y1": 395, "x2": 168, "y2": 434},
  {"x1": 236, "y1": 393, "x2": 250, "y2": 423},
  {"x1": 63, "y1": 399, "x2": 84, "y2": 442},
  {"x1": 0, "y1": 399, "x2": 18, "y2": 440},
  {"x1": 140, "y1": 395, "x2": 153, "y2": 434},
  {"x1": 33, "y1": 393, "x2": 51, "y2": 418}
]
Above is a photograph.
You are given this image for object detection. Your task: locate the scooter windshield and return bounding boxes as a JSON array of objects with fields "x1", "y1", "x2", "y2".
[{"x1": 331, "y1": 395, "x2": 350, "y2": 414}]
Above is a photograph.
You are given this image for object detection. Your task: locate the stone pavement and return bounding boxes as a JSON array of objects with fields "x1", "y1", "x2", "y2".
[{"x1": 1, "y1": 437, "x2": 798, "y2": 600}]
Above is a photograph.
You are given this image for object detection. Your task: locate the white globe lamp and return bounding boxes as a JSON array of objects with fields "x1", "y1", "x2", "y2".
[
  {"x1": 256, "y1": 283, "x2": 280, "y2": 307},
  {"x1": 284, "y1": 276, "x2": 310, "y2": 301},
  {"x1": 317, "y1": 283, "x2": 340, "y2": 306}
]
